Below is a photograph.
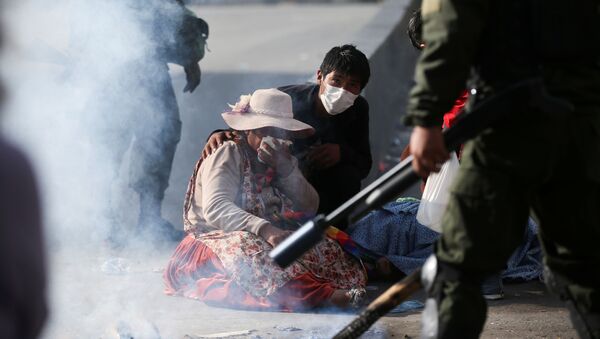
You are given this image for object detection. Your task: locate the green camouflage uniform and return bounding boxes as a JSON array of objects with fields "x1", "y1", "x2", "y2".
[{"x1": 405, "y1": 0, "x2": 600, "y2": 337}]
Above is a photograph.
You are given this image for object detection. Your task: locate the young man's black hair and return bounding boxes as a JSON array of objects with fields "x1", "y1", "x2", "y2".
[
  {"x1": 319, "y1": 44, "x2": 370, "y2": 89},
  {"x1": 407, "y1": 9, "x2": 423, "y2": 50}
]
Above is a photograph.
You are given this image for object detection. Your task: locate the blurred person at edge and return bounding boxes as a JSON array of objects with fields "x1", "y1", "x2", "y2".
[
  {"x1": 0, "y1": 29, "x2": 48, "y2": 339},
  {"x1": 164, "y1": 89, "x2": 367, "y2": 310},
  {"x1": 203, "y1": 45, "x2": 372, "y2": 227}
]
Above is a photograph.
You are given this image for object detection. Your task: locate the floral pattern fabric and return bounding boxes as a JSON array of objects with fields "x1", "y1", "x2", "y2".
[{"x1": 197, "y1": 230, "x2": 366, "y2": 299}]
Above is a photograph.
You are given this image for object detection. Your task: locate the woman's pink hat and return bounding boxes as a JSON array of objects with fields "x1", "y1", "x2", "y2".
[{"x1": 221, "y1": 88, "x2": 314, "y2": 138}]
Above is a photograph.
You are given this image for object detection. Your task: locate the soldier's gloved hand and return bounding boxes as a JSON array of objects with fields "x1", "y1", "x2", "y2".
[
  {"x1": 409, "y1": 126, "x2": 449, "y2": 178},
  {"x1": 183, "y1": 63, "x2": 201, "y2": 93}
]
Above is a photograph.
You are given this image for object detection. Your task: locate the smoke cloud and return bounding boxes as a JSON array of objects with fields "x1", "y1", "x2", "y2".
[
  {"x1": 1, "y1": 0, "x2": 189, "y2": 243},
  {"x1": 1, "y1": 0, "x2": 197, "y2": 337}
]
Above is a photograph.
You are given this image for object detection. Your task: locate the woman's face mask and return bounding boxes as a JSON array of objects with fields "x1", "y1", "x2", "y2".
[{"x1": 319, "y1": 84, "x2": 359, "y2": 115}]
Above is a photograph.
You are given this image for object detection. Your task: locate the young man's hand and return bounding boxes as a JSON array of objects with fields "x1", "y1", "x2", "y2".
[
  {"x1": 202, "y1": 131, "x2": 235, "y2": 159},
  {"x1": 307, "y1": 143, "x2": 341, "y2": 170},
  {"x1": 183, "y1": 63, "x2": 201, "y2": 93},
  {"x1": 409, "y1": 126, "x2": 449, "y2": 178}
]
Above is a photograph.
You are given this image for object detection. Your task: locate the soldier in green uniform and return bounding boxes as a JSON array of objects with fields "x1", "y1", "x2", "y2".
[{"x1": 404, "y1": 0, "x2": 600, "y2": 337}]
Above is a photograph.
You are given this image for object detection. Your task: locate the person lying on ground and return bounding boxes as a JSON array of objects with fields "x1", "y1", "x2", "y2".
[
  {"x1": 164, "y1": 89, "x2": 367, "y2": 311},
  {"x1": 346, "y1": 198, "x2": 543, "y2": 300}
]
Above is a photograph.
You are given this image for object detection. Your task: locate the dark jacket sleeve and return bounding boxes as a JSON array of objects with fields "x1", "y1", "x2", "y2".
[
  {"x1": 404, "y1": 0, "x2": 489, "y2": 127},
  {"x1": 206, "y1": 129, "x2": 233, "y2": 142},
  {"x1": 155, "y1": 4, "x2": 208, "y2": 67},
  {"x1": 339, "y1": 98, "x2": 372, "y2": 179}
]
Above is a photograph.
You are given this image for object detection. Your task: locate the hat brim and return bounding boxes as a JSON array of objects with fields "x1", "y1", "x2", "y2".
[{"x1": 221, "y1": 111, "x2": 315, "y2": 138}]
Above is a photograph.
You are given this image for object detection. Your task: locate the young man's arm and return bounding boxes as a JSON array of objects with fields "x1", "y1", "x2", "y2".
[
  {"x1": 339, "y1": 98, "x2": 372, "y2": 179},
  {"x1": 202, "y1": 129, "x2": 235, "y2": 159}
]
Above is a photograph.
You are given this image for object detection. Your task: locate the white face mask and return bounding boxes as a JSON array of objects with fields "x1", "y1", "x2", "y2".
[{"x1": 319, "y1": 84, "x2": 359, "y2": 115}]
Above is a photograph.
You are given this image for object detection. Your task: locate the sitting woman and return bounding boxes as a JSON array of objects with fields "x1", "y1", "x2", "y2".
[{"x1": 164, "y1": 89, "x2": 366, "y2": 311}]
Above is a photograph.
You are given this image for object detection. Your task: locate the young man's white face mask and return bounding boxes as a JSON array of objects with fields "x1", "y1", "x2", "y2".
[{"x1": 319, "y1": 84, "x2": 359, "y2": 115}]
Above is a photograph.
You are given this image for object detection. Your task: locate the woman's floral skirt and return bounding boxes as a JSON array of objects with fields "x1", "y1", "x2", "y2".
[{"x1": 164, "y1": 230, "x2": 366, "y2": 311}]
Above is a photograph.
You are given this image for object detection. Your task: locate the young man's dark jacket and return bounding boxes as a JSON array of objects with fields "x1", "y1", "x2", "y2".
[{"x1": 278, "y1": 83, "x2": 372, "y2": 216}]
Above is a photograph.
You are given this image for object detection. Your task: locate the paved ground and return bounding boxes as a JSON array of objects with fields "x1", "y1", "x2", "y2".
[{"x1": 41, "y1": 244, "x2": 577, "y2": 339}]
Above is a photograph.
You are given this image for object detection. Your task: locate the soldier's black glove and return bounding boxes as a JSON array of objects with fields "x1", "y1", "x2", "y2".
[{"x1": 183, "y1": 63, "x2": 201, "y2": 93}]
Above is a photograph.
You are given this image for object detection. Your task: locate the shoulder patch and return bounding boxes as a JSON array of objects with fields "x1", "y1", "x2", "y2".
[{"x1": 422, "y1": 0, "x2": 441, "y2": 15}]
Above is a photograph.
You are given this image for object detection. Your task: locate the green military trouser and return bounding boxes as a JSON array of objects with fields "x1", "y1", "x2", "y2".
[{"x1": 435, "y1": 64, "x2": 600, "y2": 338}]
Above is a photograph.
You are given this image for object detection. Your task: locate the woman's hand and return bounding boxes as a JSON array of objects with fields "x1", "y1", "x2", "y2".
[
  {"x1": 258, "y1": 224, "x2": 292, "y2": 247},
  {"x1": 258, "y1": 139, "x2": 294, "y2": 177},
  {"x1": 202, "y1": 131, "x2": 235, "y2": 159}
]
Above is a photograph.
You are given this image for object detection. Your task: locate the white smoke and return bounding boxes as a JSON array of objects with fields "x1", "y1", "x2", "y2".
[
  {"x1": 1, "y1": 0, "x2": 182, "y2": 243},
  {"x1": 1, "y1": 0, "x2": 193, "y2": 337}
]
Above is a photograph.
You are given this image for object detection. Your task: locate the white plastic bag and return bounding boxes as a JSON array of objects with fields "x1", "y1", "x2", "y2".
[{"x1": 416, "y1": 152, "x2": 460, "y2": 232}]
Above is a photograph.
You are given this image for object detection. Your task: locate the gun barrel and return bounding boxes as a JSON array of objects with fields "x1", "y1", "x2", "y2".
[{"x1": 269, "y1": 217, "x2": 325, "y2": 267}]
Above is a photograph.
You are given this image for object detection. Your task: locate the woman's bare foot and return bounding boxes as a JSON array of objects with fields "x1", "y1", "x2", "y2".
[
  {"x1": 329, "y1": 289, "x2": 352, "y2": 308},
  {"x1": 328, "y1": 288, "x2": 366, "y2": 308}
]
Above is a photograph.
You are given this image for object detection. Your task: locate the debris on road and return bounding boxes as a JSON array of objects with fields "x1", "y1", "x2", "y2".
[
  {"x1": 185, "y1": 329, "x2": 257, "y2": 338},
  {"x1": 274, "y1": 325, "x2": 302, "y2": 332},
  {"x1": 101, "y1": 258, "x2": 131, "y2": 275}
]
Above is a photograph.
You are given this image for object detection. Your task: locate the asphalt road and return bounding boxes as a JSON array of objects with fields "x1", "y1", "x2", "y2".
[{"x1": 41, "y1": 245, "x2": 577, "y2": 338}]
